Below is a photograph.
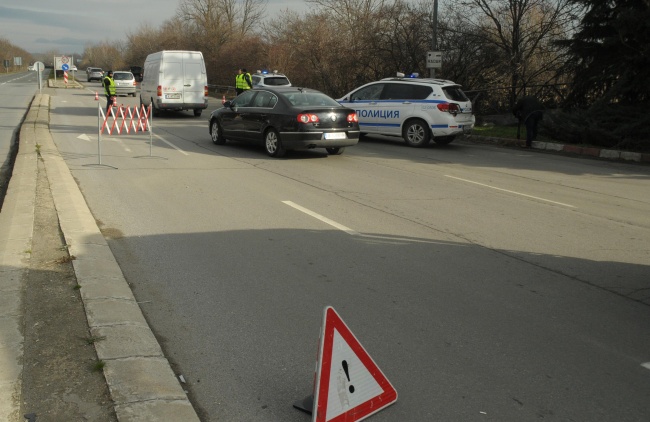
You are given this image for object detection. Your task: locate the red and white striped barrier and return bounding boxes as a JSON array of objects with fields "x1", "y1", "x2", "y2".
[
  {"x1": 100, "y1": 103, "x2": 151, "y2": 135},
  {"x1": 94, "y1": 102, "x2": 154, "y2": 165}
]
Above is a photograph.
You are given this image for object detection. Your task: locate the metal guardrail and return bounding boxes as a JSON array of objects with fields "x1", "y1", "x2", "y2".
[{"x1": 209, "y1": 84, "x2": 237, "y2": 100}]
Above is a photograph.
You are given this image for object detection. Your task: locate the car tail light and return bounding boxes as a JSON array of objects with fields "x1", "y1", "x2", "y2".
[
  {"x1": 347, "y1": 113, "x2": 358, "y2": 123},
  {"x1": 297, "y1": 113, "x2": 320, "y2": 123},
  {"x1": 157, "y1": 85, "x2": 162, "y2": 97},
  {"x1": 437, "y1": 103, "x2": 461, "y2": 115},
  {"x1": 204, "y1": 86, "x2": 209, "y2": 97}
]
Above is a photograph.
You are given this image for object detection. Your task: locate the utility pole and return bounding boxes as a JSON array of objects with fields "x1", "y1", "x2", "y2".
[{"x1": 430, "y1": 0, "x2": 438, "y2": 78}]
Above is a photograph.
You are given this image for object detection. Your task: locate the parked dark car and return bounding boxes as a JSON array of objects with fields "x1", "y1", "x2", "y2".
[
  {"x1": 130, "y1": 66, "x2": 143, "y2": 82},
  {"x1": 209, "y1": 87, "x2": 360, "y2": 157}
]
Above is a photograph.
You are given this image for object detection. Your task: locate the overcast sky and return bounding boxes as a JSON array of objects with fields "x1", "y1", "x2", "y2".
[{"x1": 0, "y1": 0, "x2": 310, "y2": 55}]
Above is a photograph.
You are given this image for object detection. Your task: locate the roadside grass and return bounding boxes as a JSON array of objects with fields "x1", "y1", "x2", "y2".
[
  {"x1": 92, "y1": 360, "x2": 106, "y2": 372},
  {"x1": 472, "y1": 125, "x2": 556, "y2": 142}
]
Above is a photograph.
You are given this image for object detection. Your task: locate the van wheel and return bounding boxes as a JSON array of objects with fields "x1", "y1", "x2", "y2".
[
  {"x1": 434, "y1": 135, "x2": 456, "y2": 145},
  {"x1": 403, "y1": 119, "x2": 431, "y2": 147},
  {"x1": 264, "y1": 128, "x2": 285, "y2": 157},
  {"x1": 326, "y1": 147, "x2": 345, "y2": 155},
  {"x1": 151, "y1": 99, "x2": 160, "y2": 117},
  {"x1": 193, "y1": 109, "x2": 202, "y2": 117},
  {"x1": 210, "y1": 120, "x2": 226, "y2": 145}
]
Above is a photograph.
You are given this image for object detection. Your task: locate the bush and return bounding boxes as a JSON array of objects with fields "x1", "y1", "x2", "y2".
[{"x1": 541, "y1": 104, "x2": 650, "y2": 152}]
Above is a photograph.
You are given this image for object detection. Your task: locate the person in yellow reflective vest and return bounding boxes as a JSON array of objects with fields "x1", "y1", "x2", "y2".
[
  {"x1": 103, "y1": 70, "x2": 116, "y2": 114},
  {"x1": 235, "y1": 68, "x2": 252, "y2": 95}
]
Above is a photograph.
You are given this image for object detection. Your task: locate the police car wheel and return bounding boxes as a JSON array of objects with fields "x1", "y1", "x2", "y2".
[
  {"x1": 326, "y1": 147, "x2": 345, "y2": 155},
  {"x1": 403, "y1": 120, "x2": 431, "y2": 147},
  {"x1": 210, "y1": 120, "x2": 226, "y2": 145},
  {"x1": 265, "y1": 128, "x2": 286, "y2": 158}
]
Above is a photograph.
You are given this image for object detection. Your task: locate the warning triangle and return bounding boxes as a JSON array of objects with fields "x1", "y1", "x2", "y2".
[{"x1": 312, "y1": 307, "x2": 397, "y2": 422}]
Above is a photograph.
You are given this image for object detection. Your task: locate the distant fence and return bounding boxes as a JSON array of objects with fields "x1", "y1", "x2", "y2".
[
  {"x1": 464, "y1": 83, "x2": 571, "y2": 117},
  {"x1": 209, "y1": 84, "x2": 237, "y2": 101}
]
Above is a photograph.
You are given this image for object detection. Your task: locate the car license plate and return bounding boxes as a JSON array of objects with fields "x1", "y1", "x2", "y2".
[
  {"x1": 324, "y1": 132, "x2": 346, "y2": 140},
  {"x1": 165, "y1": 93, "x2": 181, "y2": 99}
]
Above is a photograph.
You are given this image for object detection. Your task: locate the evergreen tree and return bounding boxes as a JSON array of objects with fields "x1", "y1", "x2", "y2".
[{"x1": 561, "y1": 0, "x2": 650, "y2": 107}]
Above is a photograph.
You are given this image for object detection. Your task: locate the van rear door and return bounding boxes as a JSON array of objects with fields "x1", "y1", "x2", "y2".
[
  {"x1": 161, "y1": 54, "x2": 184, "y2": 106},
  {"x1": 182, "y1": 52, "x2": 206, "y2": 106}
]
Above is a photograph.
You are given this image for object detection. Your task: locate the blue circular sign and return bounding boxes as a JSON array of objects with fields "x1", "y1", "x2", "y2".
[{"x1": 62, "y1": 63, "x2": 69, "y2": 71}]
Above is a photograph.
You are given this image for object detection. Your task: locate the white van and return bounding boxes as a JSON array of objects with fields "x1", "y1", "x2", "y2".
[{"x1": 140, "y1": 50, "x2": 208, "y2": 117}]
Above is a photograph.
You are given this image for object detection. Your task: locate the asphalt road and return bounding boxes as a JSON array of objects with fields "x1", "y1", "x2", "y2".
[
  {"x1": 46, "y1": 85, "x2": 650, "y2": 421},
  {"x1": 0, "y1": 71, "x2": 44, "y2": 205}
]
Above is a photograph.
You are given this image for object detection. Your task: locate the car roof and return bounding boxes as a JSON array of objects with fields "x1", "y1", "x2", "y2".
[
  {"x1": 255, "y1": 71, "x2": 287, "y2": 77},
  {"x1": 379, "y1": 77, "x2": 459, "y2": 86},
  {"x1": 252, "y1": 86, "x2": 323, "y2": 95}
]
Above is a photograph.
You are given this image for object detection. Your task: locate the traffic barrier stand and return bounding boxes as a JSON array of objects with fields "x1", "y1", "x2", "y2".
[{"x1": 95, "y1": 102, "x2": 154, "y2": 166}]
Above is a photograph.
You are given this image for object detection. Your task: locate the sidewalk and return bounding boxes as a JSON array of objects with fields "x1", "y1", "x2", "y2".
[
  {"x1": 465, "y1": 133, "x2": 650, "y2": 164},
  {"x1": 0, "y1": 94, "x2": 200, "y2": 421}
]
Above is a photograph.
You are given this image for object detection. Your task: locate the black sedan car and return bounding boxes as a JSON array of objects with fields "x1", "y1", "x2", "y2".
[{"x1": 209, "y1": 87, "x2": 360, "y2": 157}]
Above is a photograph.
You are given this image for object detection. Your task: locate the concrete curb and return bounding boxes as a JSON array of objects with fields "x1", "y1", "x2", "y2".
[
  {"x1": 2, "y1": 94, "x2": 200, "y2": 421},
  {"x1": 466, "y1": 135, "x2": 650, "y2": 164}
]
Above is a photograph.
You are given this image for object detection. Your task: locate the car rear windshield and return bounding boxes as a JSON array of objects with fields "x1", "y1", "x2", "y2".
[
  {"x1": 263, "y1": 77, "x2": 290, "y2": 86},
  {"x1": 90, "y1": 68, "x2": 102, "y2": 72},
  {"x1": 113, "y1": 73, "x2": 134, "y2": 80},
  {"x1": 283, "y1": 92, "x2": 341, "y2": 107},
  {"x1": 443, "y1": 86, "x2": 469, "y2": 102}
]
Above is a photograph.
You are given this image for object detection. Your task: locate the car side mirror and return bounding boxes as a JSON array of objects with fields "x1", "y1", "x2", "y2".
[{"x1": 224, "y1": 100, "x2": 233, "y2": 108}]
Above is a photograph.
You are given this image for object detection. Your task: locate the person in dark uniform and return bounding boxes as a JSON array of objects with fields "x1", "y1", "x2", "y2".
[{"x1": 513, "y1": 96, "x2": 544, "y2": 148}]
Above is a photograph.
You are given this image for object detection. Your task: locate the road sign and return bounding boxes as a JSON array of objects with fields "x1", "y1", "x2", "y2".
[
  {"x1": 311, "y1": 307, "x2": 397, "y2": 422},
  {"x1": 62, "y1": 63, "x2": 69, "y2": 71},
  {"x1": 426, "y1": 51, "x2": 442, "y2": 69},
  {"x1": 61, "y1": 56, "x2": 69, "y2": 64}
]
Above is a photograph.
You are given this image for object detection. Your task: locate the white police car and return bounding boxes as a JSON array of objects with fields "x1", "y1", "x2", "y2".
[
  {"x1": 337, "y1": 73, "x2": 474, "y2": 147},
  {"x1": 251, "y1": 70, "x2": 291, "y2": 88}
]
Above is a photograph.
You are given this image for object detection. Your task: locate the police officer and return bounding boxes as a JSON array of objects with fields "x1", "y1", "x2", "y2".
[
  {"x1": 235, "y1": 68, "x2": 252, "y2": 95},
  {"x1": 103, "y1": 70, "x2": 116, "y2": 114},
  {"x1": 513, "y1": 95, "x2": 544, "y2": 148}
]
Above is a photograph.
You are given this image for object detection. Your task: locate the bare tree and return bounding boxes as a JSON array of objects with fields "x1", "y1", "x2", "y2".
[
  {"x1": 455, "y1": 0, "x2": 579, "y2": 106},
  {"x1": 177, "y1": 0, "x2": 266, "y2": 49}
]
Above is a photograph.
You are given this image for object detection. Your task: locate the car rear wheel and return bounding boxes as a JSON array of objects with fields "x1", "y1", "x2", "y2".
[
  {"x1": 193, "y1": 109, "x2": 202, "y2": 117},
  {"x1": 210, "y1": 120, "x2": 226, "y2": 145},
  {"x1": 403, "y1": 119, "x2": 431, "y2": 147},
  {"x1": 264, "y1": 128, "x2": 285, "y2": 158},
  {"x1": 326, "y1": 147, "x2": 345, "y2": 155}
]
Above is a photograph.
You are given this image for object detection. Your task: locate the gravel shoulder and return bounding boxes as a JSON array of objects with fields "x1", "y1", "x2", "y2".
[{"x1": 19, "y1": 156, "x2": 117, "y2": 421}]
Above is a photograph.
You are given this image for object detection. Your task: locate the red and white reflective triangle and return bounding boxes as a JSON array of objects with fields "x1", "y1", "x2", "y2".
[{"x1": 312, "y1": 307, "x2": 397, "y2": 422}]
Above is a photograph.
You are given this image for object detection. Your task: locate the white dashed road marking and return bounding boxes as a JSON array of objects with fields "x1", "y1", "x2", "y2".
[
  {"x1": 283, "y1": 201, "x2": 359, "y2": 235},
  {"x1": 444, "y1": 175, "x2": 576, "y2": 208}
]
